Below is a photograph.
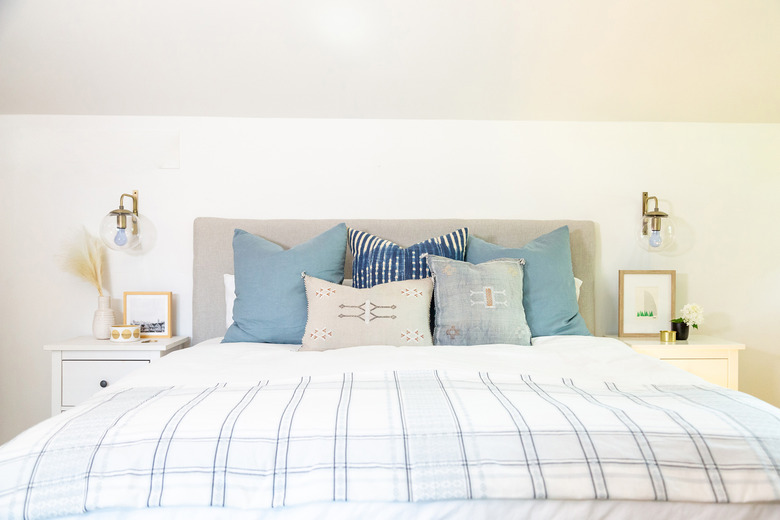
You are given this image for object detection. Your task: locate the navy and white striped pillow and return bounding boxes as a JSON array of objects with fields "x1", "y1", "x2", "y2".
[{"x1": 349, "y1": 227, "x2": 468, "y2": 289}]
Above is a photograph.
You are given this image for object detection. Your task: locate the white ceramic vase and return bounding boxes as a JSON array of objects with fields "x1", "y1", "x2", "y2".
[{"x1": 93, "y1": 295, "x2": 116, "y2": 339}]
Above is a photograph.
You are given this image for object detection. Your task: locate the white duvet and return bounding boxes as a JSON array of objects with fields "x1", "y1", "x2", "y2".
[{"x1": 3, "y1": 336, "x2": 779, "y2": 520}]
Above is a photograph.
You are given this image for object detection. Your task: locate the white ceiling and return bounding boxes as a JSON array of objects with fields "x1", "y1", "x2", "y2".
[{"x1": 0, "y1": 0, "x2": 778, "y2": 122}]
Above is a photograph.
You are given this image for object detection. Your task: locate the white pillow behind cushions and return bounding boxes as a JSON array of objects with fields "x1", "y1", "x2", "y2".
[
  {"x1": 224, "y1": 273, "x2": 236, "y2": 329},
  {"x1": 301, "y1": 274, "x2": 433, "y2": 351}
]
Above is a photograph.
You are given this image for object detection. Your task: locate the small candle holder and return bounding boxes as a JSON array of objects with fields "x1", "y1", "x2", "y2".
[
  {"x1": 110, "y1": 324, "x2": 141, "y2": 343},
  {"x1": 659, "y1": 330, "x2": 677, "y2": 343}
]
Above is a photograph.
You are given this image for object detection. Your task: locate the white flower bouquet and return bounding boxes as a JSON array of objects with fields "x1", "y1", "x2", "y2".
[{"x1": 672, "y1": 303, "x2": 703, "y2": 329}]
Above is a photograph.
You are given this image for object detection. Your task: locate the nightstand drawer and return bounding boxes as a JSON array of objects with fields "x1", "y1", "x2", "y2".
[
  {"x1": 615, "y1": 335, "x2": 744, "y2": 391},
  {"x1": 662, "y1": 358, "x2": 729, "y2": 388},
  {"x1": 61, "y1": 360, "x2": 149, "y2": 406},
  {"x1": 46, "y1": 336, "x2": 190, "y2": 415}
]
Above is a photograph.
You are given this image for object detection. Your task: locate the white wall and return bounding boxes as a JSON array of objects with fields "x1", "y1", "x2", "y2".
[{"x1": 1, "y1": 115, "x2": 778, "y2": 443}]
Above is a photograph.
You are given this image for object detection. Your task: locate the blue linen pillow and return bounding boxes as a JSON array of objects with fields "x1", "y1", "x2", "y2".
[
  {"x1": 349, "y1": 227, "x2": 468, "y2": 289},
  {"x1": 222, "y1": 223, "x2": 348, "y2": 344},
  {"x1": 428, "y1": 255, "x2": 531, "y2": 346},
  {"x1": 465, "y1": 226, "x2": 590, "y2": 337}
]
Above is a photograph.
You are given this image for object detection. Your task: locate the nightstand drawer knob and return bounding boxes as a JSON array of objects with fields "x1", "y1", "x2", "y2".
[{"x1": 100, "y1": 380, "x2": 108, "y2": 388}]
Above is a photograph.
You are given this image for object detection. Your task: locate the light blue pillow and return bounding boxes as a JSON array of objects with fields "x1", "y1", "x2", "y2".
[
  {"x1": 222, "y1": 223, "x2": 348, "y2": 344},
  {"x1": 465, "y1": 226, "x2": 590, "y2": 337},
  {"x1": 349, "y1": 227, "x2": 468, "y2": 289},
  {"x1": 428, "y1": 255, "x2": 531, "y2": 346}
]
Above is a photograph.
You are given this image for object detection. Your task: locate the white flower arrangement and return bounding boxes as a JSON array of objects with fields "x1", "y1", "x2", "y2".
[{"x1": 672, "y1": 303, "x2": 704, "y2": 329}]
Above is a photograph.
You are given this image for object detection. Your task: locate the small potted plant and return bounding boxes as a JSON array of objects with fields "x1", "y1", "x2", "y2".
[{"x1": 671, "y1": 303, "x2": 703, "y2": 341}]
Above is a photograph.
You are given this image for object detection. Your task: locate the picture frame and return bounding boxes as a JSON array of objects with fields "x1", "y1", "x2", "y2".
[
  {"x1": 618, "y1": 270, "x2": 676, "y2": 337},
  {"x1": 123, "y1": 291, "x2": 173, "y2": 338}
]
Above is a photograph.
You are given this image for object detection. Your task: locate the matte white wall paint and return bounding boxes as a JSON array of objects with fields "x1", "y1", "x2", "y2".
[
  {"x1": 0, "y1": 1, "x2": 778, "y2": 122},
  {"x1": 1, "y1": 115, "x2": 778, "y2": 443}
]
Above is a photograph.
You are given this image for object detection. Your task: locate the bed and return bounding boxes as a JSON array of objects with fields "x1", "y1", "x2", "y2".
[{"x1": 1, "y1": 218, "x2": 778, "y2": 520}]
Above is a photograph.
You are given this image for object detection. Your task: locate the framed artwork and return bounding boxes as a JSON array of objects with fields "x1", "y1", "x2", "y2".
[
  {"x1": 123, "y1": 292, "x2": 173, "y2": 338},
  {"x1": 618, "y1": 270, "x2": 676, "y2": 337}
]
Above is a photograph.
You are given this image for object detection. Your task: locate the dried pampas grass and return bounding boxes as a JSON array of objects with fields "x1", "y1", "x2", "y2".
[{"x1": 63, "y1": 228, "x2": 106, "y2": 296}]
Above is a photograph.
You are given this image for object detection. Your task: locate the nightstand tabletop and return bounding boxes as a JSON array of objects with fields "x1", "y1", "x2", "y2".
[
  {"x1": 44, "y1": 335, "x2": 189, "y2": 352},
  {"x1": 614, "y1": 334, "x2": 745, "y2": 350}
]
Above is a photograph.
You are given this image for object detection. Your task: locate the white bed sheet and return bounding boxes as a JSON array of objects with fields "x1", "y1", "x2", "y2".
[{"x1": 113, "y1": 335, "x2": 705, "y2": 390}]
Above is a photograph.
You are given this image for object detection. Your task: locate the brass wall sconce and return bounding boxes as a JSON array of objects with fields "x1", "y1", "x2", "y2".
[
  {"x1": 639, "y1": 192, "x2": 675, "y2": 251},
  {"x1": 100, "y1": 190, "x2": 146, "y2": 252}
]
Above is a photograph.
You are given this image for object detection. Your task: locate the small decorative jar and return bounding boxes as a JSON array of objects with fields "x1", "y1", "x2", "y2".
[
  {"x1": 92, "y1": 295, "x2": 116, "y2": 340},
  {"x1": 110, "y1": 324, "x2": 141, "y2": 343}
]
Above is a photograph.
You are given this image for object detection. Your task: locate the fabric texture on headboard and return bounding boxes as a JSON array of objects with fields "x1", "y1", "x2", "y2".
[{"x1": 193, "y1": 218, "x2": 597, "y2": 345}]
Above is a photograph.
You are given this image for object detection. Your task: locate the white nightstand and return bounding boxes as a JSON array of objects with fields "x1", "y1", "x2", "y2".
[
  {"x1": 44, "y1": 336, "x2": 190, "y2": 415},
  {"x1": 614, "y1": 335, "x2": 744, "y2": 390}
]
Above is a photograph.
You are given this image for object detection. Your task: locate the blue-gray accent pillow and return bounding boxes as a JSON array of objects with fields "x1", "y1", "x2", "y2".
[
  {"x1": 349, "y1": 227, "x2": 468, "y2": 289},
  {"x1": 222, "y1": 223, "x2": 348, "y2": 344},
  {"x1": 465, "y1": 226, "x2": 590, "y2": 337},
  {"x1": 428, "y1": 255, "x2": 531, "y2": 346}
]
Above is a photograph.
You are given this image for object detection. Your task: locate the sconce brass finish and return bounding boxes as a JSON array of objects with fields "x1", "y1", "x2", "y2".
[
  {"x1": 110, "y1": 190, "x2": 139, "y2": 235},
  {"x1": 642, "y1": 191, "x2": 668, "y2": 235}
]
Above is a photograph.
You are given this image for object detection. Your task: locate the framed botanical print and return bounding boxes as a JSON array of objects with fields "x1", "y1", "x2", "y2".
[
  {"x1": 123, "y1": 291, "x2": 173, "y2": 338},
  {"x1": 618, "y1": 270, "x2": 676, "y2": 337}
]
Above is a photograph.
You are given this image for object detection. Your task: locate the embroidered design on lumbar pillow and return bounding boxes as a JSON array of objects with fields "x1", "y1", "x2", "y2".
[
  {"x1": 315, "y1": 287, "x2": 337, "y2": 298},
  {"x1": 401, "y1": 329, "x2": 425, "y2": 343},
  {"x1": 338, "y1": 301, "x2": 397, "y2": 324},
  {"x1": 309, "y1": 328, "x2": 333, "y2": 341},
  {"x1": 401, "y1": 288, "x2": 424, "y2": 298}
]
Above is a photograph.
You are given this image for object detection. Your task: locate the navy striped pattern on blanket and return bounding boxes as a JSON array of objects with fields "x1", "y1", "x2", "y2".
[
  {"x1": 1, "y1": 371, "x2": 779, "y2": 519},
  {"x1": 349, "y1": 228, "x2": 468, "y2": 289}
]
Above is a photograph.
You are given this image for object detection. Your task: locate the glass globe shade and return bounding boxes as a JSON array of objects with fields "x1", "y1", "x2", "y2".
[
  {"x1": 638, "y1": 215, "x2": 675, "y2": 252},
  {"x1": 100, "y1": 210, "x2": 141, "y2": 251}
]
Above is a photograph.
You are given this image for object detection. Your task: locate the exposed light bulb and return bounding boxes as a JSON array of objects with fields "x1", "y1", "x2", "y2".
[
  {"x1": 648, "y1": 230, "x2": 662, "y2": 248},
  {"x1": 114, "y1": 228, "x2": 128, "y2": 246}
]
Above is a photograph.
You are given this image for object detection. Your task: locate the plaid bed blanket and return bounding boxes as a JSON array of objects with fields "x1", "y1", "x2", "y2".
[{"x1": 1, "y1": 370, "x2": 779, "y2": 519}]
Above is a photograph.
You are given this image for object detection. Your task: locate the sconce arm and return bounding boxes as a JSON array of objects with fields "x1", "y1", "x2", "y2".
[
  {"x1": 642, "y1": 191, "x2": 667, "y2": 218},
  {"x1": 118, "y1": 190, "x2": 139, "y2": 215}
]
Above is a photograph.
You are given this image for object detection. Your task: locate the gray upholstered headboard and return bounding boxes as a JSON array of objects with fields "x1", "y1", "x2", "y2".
[{"x1": 193, "y1": 218, "x2": 597, "y2": 345}]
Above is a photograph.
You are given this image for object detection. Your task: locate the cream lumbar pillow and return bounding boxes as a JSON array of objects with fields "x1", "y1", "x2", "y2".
[{"x1": 301, "y1": 274, "x2": 433, "y2": 351}]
